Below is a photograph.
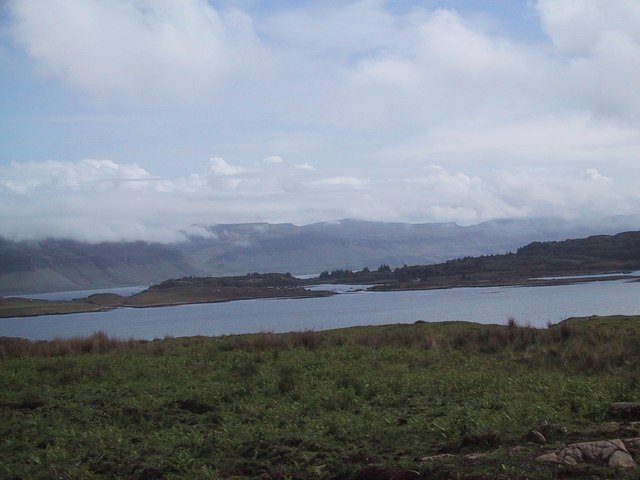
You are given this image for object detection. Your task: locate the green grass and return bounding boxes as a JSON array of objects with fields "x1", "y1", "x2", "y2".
[
  {"x1": 0, "y1": 297, "x2": 106, "y2": 317},
  {"x1": 2, "y1": 316, "x2": 640, "y2": 479}
]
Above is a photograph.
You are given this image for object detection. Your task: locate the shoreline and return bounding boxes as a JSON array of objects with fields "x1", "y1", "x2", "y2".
[{"x1": 2, "y1": 272, "x2": 638, "y2": 320}]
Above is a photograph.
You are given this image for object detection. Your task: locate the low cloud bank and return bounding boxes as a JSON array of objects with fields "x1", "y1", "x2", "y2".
[{"x1": 1, "y1": 157, "x2": 636, "y2": 243}]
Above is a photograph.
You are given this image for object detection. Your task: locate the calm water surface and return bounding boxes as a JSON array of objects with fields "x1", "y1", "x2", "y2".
[{"x1": 1, "y1": 279, "x2": 638, "y2": 340}]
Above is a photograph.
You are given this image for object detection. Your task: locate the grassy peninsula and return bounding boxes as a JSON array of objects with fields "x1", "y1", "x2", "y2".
[
  {"x1": 2, "y1": 316, "x2": 640, "y2": 479},
  {"x1": 0, "y1": 273, "x2": 333, "y2": 318}
]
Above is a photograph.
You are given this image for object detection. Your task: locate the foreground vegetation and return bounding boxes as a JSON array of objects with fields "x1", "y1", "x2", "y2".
[{"x1": 2, "y1": 316, "x2": 640, "y2": 479}]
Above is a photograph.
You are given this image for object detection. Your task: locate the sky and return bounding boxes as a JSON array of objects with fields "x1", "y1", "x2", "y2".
[{"x1": 1, "y1": 0, "x2": 640, "y2": 243}]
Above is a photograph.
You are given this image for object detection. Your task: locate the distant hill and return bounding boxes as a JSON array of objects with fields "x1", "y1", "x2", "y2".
[
  {"x1": 518, "y1": 231, "x2": 640, "y2": 261},
  {"x1": 1, "y1": 215, "x2": 639, "y2": 295},
  {"x1": 175, "y1": 216, "x2": 640, "y2": 275},
  {"x1": 0, "y1": 239, "x2": 197, "y2": 295}
]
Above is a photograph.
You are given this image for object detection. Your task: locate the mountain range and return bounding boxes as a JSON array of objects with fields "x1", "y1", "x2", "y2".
[{"x1": 1, "y1": 215, "x2": 639, "y2": 295}]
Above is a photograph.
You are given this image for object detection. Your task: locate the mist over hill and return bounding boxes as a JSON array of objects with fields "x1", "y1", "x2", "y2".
[
  {"x1": 1, "y1": 215, "x2": 639, "y2": 295},
  {"x1": 176, "y1": 216, "x2": 640, "y2": 275}
]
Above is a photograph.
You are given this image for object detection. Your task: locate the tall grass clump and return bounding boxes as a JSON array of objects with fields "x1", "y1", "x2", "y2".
[
  {"x1": 276, "y1": 365, "x2": 297, "y2": 394},
  {"x1": 0, "y1": 332, "x2": 143, "y2": 359}
]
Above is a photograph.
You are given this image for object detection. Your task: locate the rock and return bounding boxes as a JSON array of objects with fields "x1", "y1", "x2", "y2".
[
  {"x1": 571, "y1": 439, "x2": 624, "y2": 463},
  {"x1": 525, "y1": 430, "x2": 547, "y2": 444},
  {"x1": 609, "y1": 451, "x2": 636, "y2": 469},
  {"x1": 537, "y1": 438, "x2": 637, "y2": 470},
  {"x1": 537, "y1": 448, "x2": 581, "y2": 466},
  {"x1": 611, "y1": 402, "x2": 640, "y2": 420}
]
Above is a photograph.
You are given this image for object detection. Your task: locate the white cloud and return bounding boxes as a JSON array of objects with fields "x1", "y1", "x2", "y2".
[
  {"x1": 208, "y1": 157, "x2": 245, "y2": 176},
  {"x1": 536, "y1": 0, "x2": 640, "y2": 56},
  {"x1": 8, "y1": 0, "x2": 640, "y2": 131},
  {"x1": 295, "y1": 163, "x2": 316, "y2": 171},
  {"x1": 583, "y1": 168, "x2": 612, "y2": 182},
  {"x1": 537, "y1": 0, "x2": 640, "y2": 121},
  {"x1": 8, "y1": 0, "x2": 263, "y2": 102},
  {"x1": 313, "y1": 176, "x2": 369, "y2": 188},
  {"x1": 261, "y1": 155, "x2": 283, "y2": 164},
  {"x1": 343, "y1": 8, "x2": 556, "y2": 128}
]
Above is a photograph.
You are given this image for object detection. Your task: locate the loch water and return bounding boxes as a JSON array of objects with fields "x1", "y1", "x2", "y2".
[{"x1": 1, "y1": 278, "x2": 638, "y2": 340}]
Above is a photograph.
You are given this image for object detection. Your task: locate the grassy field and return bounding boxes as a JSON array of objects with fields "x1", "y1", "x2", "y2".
[
  {"x1": 0, "y1": 297, "x2": 108, "y2": 318},
  {"x1": 2, "y1": 316, "x2": 640, "y2": 479}
]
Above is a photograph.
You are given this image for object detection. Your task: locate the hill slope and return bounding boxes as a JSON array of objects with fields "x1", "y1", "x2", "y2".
[
  {"x1": 0, "y1": 239, "x2": 198, "y2": 295},
  {"x1": 339, "y1": 230, "x2": 640, "y2": 290}
]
